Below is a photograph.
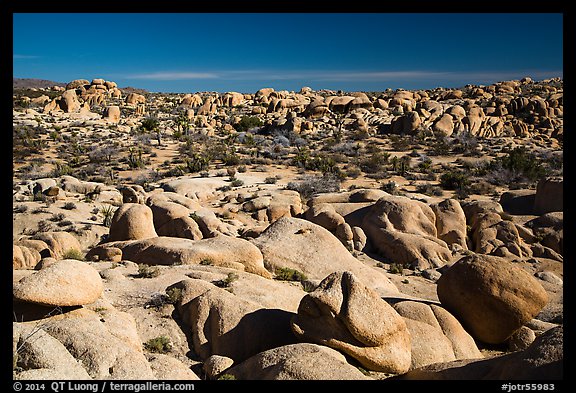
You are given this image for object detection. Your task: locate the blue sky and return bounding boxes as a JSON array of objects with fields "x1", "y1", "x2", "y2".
[{"x1": 13, "y1": 13, "x2": 563, "y2": 93}]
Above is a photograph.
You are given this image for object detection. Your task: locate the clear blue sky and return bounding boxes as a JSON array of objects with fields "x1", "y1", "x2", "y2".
[{"x1": 13, "y1": 13, "x2": 563, "y2": 93}]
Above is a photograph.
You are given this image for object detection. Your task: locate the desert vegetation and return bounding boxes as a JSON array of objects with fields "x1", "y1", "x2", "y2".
[{"x1": 12, "y1": 77, "x2": 563, "y2": 381}]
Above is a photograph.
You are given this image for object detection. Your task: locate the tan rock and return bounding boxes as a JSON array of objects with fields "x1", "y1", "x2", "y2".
[
  {"x1": 13, "y1": 245, "x2": 41, "y2": 270},
  {"x1": 534, "y1": 177, "x2": 563, "y2": 214},
  {"x1": 431, "y1": 199, "x2": 468, "y2": 250},
  {"x1": 176, "y1": 281, "x2": 297, "y2": 362},
  {"x1": 251, "y1": 217, "x2": 399, "y2": 295},
  {"x1": 291, "y1": 271, "x2": 411, "y2": 373},
  {"x1": 13, "y1": 260, "x2": 103, "y2": 307},
  {"x1": 59, "y1": 89, "x2": 81, "y2": 113},
  {"x1": 108, "y1": 203, "x2": 158, "y2": 242},
  {"x1": 437, "y1": 253, "x2": 548, "y2": 344},
  {"x1": 433, "y1": 113, "x2": 454, "y2": 137},
  {"x1": 13, "y1": 322, "x2": 91, "y2": 379},
  {"x1": 125, "y1": 93, "x2": 146, "y2": 105},
  {"x1": 103, "y1": 106, "x2": 121, "y2": 122},
  {"x1": 32, "y1": 232, "x2": 82, "y2": 260},
  {"x1": 398, "y1": 326, "x2": 562, "y2": 380},
  {"x1": 147, "y1": 354, "x2": 200, "y2": 380},
  {"x1": 104, "y1": 236, "x2": 271, "y2": 278},
  {"x1": 226, "y1": 343, "x2": 371, "y2": 380},
  {"x1": 393, "y1": 301, "x2": 482, "y2": 369},
  {"x1": 361, "y1": 195, "x2": 452, "y2": 269}
]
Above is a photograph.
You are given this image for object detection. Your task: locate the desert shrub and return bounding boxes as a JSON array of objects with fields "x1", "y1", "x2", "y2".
[
  {"x1": 486, "y1": 147, "x2": 548, "y2": 185},
  {"x1": 100, "y1": 205, "x2": 116, "y2": 227},
  {"x1": 286, "y1": 174, "x2": 341, "y2": 199},
  {"x1": 217, "y1": 374, "x2": 236, "y2": 380},
  {"x1": 237, "y1": 165, "x2": 247, "y2": 173},
  {"x1": 52, "y1": 162, "x2": 74, "y2": 177},
  {"x1": 416, "y1": 183, "x2": 444, "y2": 197},
  {"x1": 49, "y1": 213, "x2": 66, "y2": 222},
  {"x1": 468, "y1": 179, "x2": 496, "y2": 195},
  {"x1": 136, "y1": 264, "x2": 160, "y2": 278},
  {"x1": 264, "y1": 176, "x2": 278, "y2": 184},
  {"x1": 359, "y1": 151, "x2": 390, "y2": 174},
  {"x1": 439, "y1": 170, "x2": 470, "y2": 191},
  {"x1": 57, "y1": 220, "x2": 74, "y2": 227},
  {"x1": 14, "y1": 205, "x2": 28, "y2": 213},
  {"x1": 229, "y1": 178, "x2": 244, "y2": 187},
  {"x1": 274, "y1": 267, "x2": 308, "y2": 282},
  {"x1": 37, "y1": 220, "x2": 52, "y2": 232},
  {"x1": 62, "y1": 202, "x2": 77, "y2": 210},
  {"x1": 165, "y1": 287, "x2": 183, "y2": 304},
  {"x1": 140, "y1": 117, "x2": 160, "y2": 132},
  {"x1": 234, "y1": 116, "x2": 262, "y2": 132},
  {"x1": 62, "y1": 248, "x2": 84, "y2": 261},
  {"x1": 212, "y1": 273, "x2": 239, "y2": 288},
  {"x1": 144, "y1": 336, "x2": 172, "y2": 353},
  {"x1": 389, "y1": 263, "x2": 404, "y2": 275},
  {"x1": 381, "y1": 181, "x2": 400, "y2": 195},
  {"x1": 345, "y1": 166, "x2": 362, "y2": 179}
]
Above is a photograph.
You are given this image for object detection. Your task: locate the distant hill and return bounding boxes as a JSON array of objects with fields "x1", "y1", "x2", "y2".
[{"x1": 13, "y1": 78, "x2": 66, "y2": 90}]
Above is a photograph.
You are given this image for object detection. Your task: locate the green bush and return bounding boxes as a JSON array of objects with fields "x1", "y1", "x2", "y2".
[
  {"x1": 143, "y1": 336, "x2": 172, "y2": 353},
  {"x1": 286, "y1": 174, "x2": 341, "y2": 199},
  {"x1": 217, "y1": 374, "x2": 236, "y2": 380},
  {"x1": 439, "y1": 170, "x2": 470, "y2": 191},
  {"x1": 212, "y1": 273, "x2": 239, "y2": 288},
  {"x1": 165, "y1": 287, "x2": 183, "y2": 304},
  {"x1": 486, "y1": 147, "x2": 548, "y2": 185},
  {"x1": 136, "y1": 264, "x2": 160, "y2": 278},
  {"x1": 234, "y1": 116, "x2": 263, "y2": 132},
  {"x1": 140, "y1": 117, "x2": 160, "y2": 132},
  {"x1": 274, "y1": 267, "x2": 308, "y2": 282},
  {"x1": 62, "y1": 248, "x2": 84, "y2": 261}
]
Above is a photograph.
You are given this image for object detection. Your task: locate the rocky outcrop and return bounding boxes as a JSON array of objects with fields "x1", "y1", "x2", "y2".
[
  {"x1": 291, "y1": 271, "x2": 411, "y2": 373},
  {"x1": 437, "y1": 253, "x2": 548, "y2": 344}
]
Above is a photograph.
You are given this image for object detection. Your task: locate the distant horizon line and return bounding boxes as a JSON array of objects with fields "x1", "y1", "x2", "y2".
[{"x1": 13, "y1": 74, "x2": 563, "y2": 95}]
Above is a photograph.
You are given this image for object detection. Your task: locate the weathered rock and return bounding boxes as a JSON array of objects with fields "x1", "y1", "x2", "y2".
[
  {"x1": 430, "y1": 199, "x2": 468, "y2": 250},
  {"x1": 175, "y1": 280, "x2": 297, "y2": 362},
  {"x1": 508, "y1": 326, "x2": 536, "y2": 351},
  {"x1": 31, "y1": 232, "x2": 82, "y2": 260},
  {"x1": 226, "y1": 344, "x2": 371, "y2": 380},
  {"x1": 108, "y1": 203, "x2": 158, "y2": 242},
  {"x1": 13, "y1": 323, "x2": 91, "y2": 379},
  {"x1": 13, "y1": 245, "x2": 41, "y2": 270},
  {"x1": 437, "y1": 253, "x2": 548, "y2": 344},
  {"x1": 393, "y1": 301, "x2": 482, "y2": 369},
  {"x1": 534, "y1": 177, "x2": 563, "y2": 214},
  {"x1": 102, "y1": 236, "x2": 271, "y2": 278},
  {"x1": 148, "y1": 200, "x2": 203, "y2": 240},
  {"x1": 147, "y1": 354, "x2": 200, "y2": 380},
  {"x1": 291, "y1": 271, "x2": 411, "y2": 373},
  {"x1": 13, "y1": 259, "x2": 103, "y2": 307},
  {"x1": 103, "y1": 106, "x2": 120, "y2": 123},
  {"x1": 125, "y1": 93, "x2": 146, "y2": 105},
  {"x1": 59, "y1": 89, "x2": 81, "y2": 113},
  {"x1": 397, "y1": 326, "x2": 562, "y2": 380},
  {"x1": 41, "y1": 309, "x2": 155, "y2": 379},
  {"x1": 203, "y1": 355, "x2": 234, "y2": 379},
  {"x1": 499, "y1": 190, "x2": 536, "y2": 215},
  {"x1": 433, "y1": 114, "x2": 454, "y2": 137},
  {"x1": 85, "y1": 246, "x2": 122, "y2": 262},
  {"x1": 120, "y1": 185, "x2": 146, "y2": 204},
  {"x1": 463, "y1": 201, "x2": 525, "y2": 257},
  {"x1": 361, "y1": 195, "x2": 452, "y2": 269},
  {"x1": 251, "y1": 218, "x2": 398, "y2": 295}
]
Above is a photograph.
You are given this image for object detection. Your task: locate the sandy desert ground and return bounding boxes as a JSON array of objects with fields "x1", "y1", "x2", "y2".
[{"x1": 12, "y1": 77, "x2": 563, "y2": 380}]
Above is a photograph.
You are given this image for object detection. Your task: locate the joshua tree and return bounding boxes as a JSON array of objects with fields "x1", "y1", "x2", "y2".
[{"x1": 175, "y1": 112, "x2": 191, "y2": 137}]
